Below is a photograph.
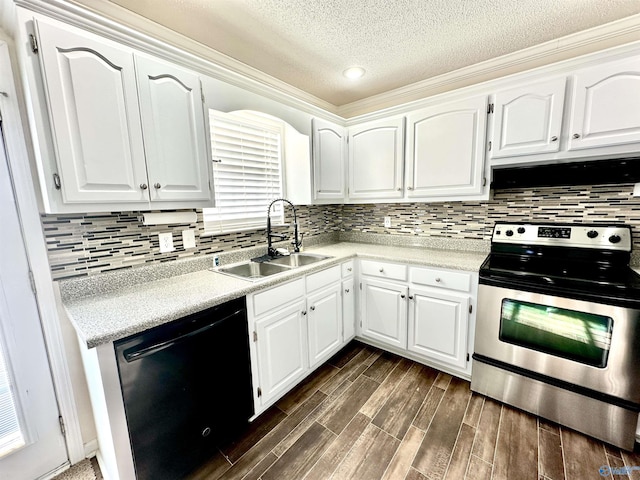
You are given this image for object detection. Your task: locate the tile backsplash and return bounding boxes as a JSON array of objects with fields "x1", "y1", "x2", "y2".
[{"x1": 42, "y1": 183, "x2": 640, "y2": 280}]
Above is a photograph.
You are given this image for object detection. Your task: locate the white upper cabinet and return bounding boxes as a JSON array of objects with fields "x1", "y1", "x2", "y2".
[
  {"x1": 568, "y1": 56, "x2": 640, "y2": 151},
  {"x1": 30, "y1": 16, "x2": 211, "y2": 211},
  {"x1": 135, "y1": 55, "x2": 210, "y2": 202},
  {"x1": 35, "y1": 19, "x2": 148, "y2": 204},
  {"x1": 491, "y1": 78, "x2": 566, "y2": 158},
  {"x1": 405, "y1": 96, "x2": 488, "y2": 198},
  {"x1": 311, "y1": 118, "x2": 347, "y2": 201},
  {"x1": 347, "y1": 117, "x2": 404, "y2": 200}
]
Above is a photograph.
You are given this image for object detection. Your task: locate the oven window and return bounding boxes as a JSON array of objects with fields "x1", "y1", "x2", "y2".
[{"x1": 499, "y1": 299, "x2": 613, "y2": 368}]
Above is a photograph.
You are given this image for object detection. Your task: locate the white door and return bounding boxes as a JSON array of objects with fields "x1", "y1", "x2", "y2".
[
  {"x1": 0, "y1": 128, "x2": 68, "y2": 478},
  {"x1": 342, "y1": 278, "x2": 355, "y2": 342},
  {"x1": 307, "y1": 284, "x2": 342, "y2": 368},
  {"x1": 34, "y1": 18, "x2": 149, "y2": 204},
  {"x1": 360, "y1": 278, "x2": 408, "y2": 349},
  {"x1": 348, "y1": 118, "x2": 404, "y2": 200},
  {"x1": 407, "y1": 286, "x2": 469, "y2": 370},
  {"x1": 491, "y1": 77, "x2": 566, "y2": 158},
  {"x1": 135, "y1": 54, "x2": 211, "y2": 203},
  {"x1": 311, "y1": 118, "x2": 347, "y2": 200},
  {"x1": 569, "y1": 56, "x2": 640, "y2": 151},
  {"x1": 406, "y1": 96, "x2": 487, "y2": 198},
  {"x1": 255, "y1": 301, "x2": 308, "y2": 406}
]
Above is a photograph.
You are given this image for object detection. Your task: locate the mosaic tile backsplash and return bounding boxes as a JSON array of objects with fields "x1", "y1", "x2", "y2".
[{"x1": 42, "y1": 183, "x2": 640, "y2": 280}]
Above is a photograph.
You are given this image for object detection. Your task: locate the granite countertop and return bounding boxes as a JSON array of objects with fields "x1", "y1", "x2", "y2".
[{"x1": 61, "y1": 240, "x2": 489, "y2": 349}]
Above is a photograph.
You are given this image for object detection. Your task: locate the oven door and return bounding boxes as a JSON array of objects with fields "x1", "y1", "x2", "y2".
[{"x1": 474, "y1": 283, "x2": 640, "y2": 404}]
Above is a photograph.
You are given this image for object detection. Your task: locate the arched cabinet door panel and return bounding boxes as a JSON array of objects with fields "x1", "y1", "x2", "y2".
[
  {"x1": 312, "y1": 118, "x2": 347, "y2": 200},
  {"x1": 35, "y1": 19, "x2": 148, "y2": 204},
  {"x1": 569, "y1": 57, "x2": 640, "y2": 151},
  {"x1": 491, "y1": 78, "x2": 566, "y2": 158},
  {"x1": 135, "y1": 55, "x2": 211, "y2": 202}
]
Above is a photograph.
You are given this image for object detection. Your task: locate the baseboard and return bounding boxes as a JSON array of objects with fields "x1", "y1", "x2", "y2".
[{"x1": 84, "y1": 439, "x2": 98, "y2": 459}]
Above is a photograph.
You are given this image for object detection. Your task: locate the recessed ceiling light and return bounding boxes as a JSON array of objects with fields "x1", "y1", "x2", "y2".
[{"x1": 343, "y1": 66, "x2": 366, "y2": 80}]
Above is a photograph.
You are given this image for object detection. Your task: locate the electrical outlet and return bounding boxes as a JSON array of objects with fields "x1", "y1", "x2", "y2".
[
  {"x1": 158, "y1": 232, "x2": 174, "y2": 253},
  {"x1": 182, "y1": 229, "x2": 196, "y2": 249},
  {"x1": 384, "y1": 216, "x2": 391, "y2": 228}
]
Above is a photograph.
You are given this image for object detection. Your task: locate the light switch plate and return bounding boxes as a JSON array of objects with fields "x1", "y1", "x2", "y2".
[
  {"x1": 158, "y1": 232, "x2": 174, "y2": 253},
  {"x1": 182, "y1": 229, "x2": 196, "y2": 249}
]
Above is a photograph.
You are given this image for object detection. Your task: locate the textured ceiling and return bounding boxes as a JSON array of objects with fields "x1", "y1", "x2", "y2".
[{"x1": 101, "y1": 0, "x2": 640, "y2": 106}]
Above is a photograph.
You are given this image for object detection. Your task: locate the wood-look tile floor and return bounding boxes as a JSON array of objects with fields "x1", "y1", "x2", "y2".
[{"x1": 191, "y1": 341, "x2": 640, "y2": 480}]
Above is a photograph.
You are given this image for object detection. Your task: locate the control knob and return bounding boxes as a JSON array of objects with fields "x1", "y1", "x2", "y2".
[
  {"x1": 586, "y1": 230, "x2": 598, "y2": 239},
  {"x1": 505, "y1": 230, "x2": 514, "y2": 237},
  {"x1": 608, "y1": 234, "x2": 621, "y2": 244},
  {"x1": 517, "y1": 227, "x2": 525, "y2": 234}
]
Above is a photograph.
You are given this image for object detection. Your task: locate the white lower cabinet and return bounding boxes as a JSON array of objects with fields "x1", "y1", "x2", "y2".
[
  {"x1": 360, "y1": 278, "x2": 408, "y2": 349},
  {"x1": 407, "y1": 286, "x2": 470, "y2": 370},
  {"x1": 357, "y1": 260, "x2": 477, "y2": 377},
  {"x1": 248, "y1": 262, "x2": 353, "y2": 414},
  {"x1": 342, "y1": 278, "x2": 355, "y2": 341},
  {"x1": 307, "y1": 284, "x2": 342, "y2": 368}
]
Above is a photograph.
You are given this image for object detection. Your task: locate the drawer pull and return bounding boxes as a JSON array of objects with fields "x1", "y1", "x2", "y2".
[
  {"x1": 435, "y1": 277, "x2": 441, "y2": 283},
  {"x1": 310, "y1": 306, "x2": 316, "y2": 311},
  {"x1": 345, "y1": 288, "x2": 350, "y2": 293},
  {"x1": 301, "y1": 310, "x2": 307, "y2": 316},
  {"x1": 379, "y1": 268, "x2": 384, "y2": 273},
  {"x1": 347, "y1": 267, "x2": 352, "y2": 272}
]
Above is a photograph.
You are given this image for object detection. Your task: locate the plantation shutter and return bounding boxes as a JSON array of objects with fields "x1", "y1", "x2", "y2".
[{"x1": 204, "y1": 111, "x2": 283, "y2": 233}]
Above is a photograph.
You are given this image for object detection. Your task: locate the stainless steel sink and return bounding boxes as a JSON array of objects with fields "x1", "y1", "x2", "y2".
[
  {"x1": 215, "y1": 252, "x2": 333, "y2": 280},
  {"x1": 267, "y1": 253, "x2": 331, "y2": 267},
  {"x1": 217, "y1": 261, "x2": 291, "y2": 280}
]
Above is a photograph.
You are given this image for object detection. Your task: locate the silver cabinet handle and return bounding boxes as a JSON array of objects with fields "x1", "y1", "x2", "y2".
[
  {"x1": 347, "y1": 267, "x2": 352, "y2": 272},
  {"x1": 400, "y1": 294, "x2": 405, "y2": 299},
  {"x1": 397, "y1": 187, "x2": 401, "y2": 191},
  {"x1": 409, "y1": 295, "x2": 414, "y2": 300},
  {"x1": 154, "y1": 183, "x2": 162, "y2": 189},
  {"x1": 435, "y1": 277, "x2": 441, "y2": 283},
  {"x1": 407, "y1": 186, "x2": 413, "y2": 190},
  {"x1": 301, "y1": 311, "x2": 307, "y2": 316},
  {"x1": 140, "y1": 183, "x2": 148, "y2": 190},
  {"x1": 310, "y1": 306, "x2": 316, "y2": 311},
  {"x1": 345, "y1": 289, "x2": 350, "y2": 293},
  {"x1": 379, "y1": 268, "x2": 384, "y2": 273},
  {"x1": 551, "y1": 136, "x2": 558, "y2": 142},
  {"x1": 572, "y1": 133, "x2": 580, "y2": 139}
]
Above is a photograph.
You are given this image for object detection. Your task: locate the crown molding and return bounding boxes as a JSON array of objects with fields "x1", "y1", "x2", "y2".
[
  {"x1": 337, "y1": 13, "x2": 640, "y2": 118},
  {"x1": 13, "y1": 1, "x2": 640, "y2": 123}
]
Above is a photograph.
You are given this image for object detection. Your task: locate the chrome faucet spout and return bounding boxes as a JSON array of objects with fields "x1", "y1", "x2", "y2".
[{"x1": 266, "y1": 198, "x2": 302, "y2": 257}]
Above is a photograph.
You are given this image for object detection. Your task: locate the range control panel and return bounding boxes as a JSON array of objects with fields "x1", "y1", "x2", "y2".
[{"x1": 492, "y1": 223, "x2": 632, "y2": 251}]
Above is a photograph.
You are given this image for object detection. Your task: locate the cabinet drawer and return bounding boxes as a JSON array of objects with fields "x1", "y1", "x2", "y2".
[
  {"x1": 360, "y1": 260, "x2": 407, "y2": 281},
  {"x1": 341, "y1": 261, "x2": 355, "y2": 278},
  {"x1": 306, "y1": 265, "x2": 341, "y2": 293},
  {"x1": 252, "y1": 278, "x2": 305, "y2": 317},
  {"x1": 410, "y1": 267, "x2": 471, "y2": 292}
]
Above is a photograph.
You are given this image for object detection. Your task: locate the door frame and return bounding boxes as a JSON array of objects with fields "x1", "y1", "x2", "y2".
[{"x1": 0, "y1": 38, "x2": 84, "y2": 464}]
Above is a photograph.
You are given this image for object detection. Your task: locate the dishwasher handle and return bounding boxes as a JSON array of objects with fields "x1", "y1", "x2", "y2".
[{"x1": 123, "y1": 308, "x2": 244, "y2": 362}]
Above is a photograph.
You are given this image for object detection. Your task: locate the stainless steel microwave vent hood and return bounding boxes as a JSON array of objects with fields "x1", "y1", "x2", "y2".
[{"x1": 491, "y1": 158, "x2": 640, "y2": 189}]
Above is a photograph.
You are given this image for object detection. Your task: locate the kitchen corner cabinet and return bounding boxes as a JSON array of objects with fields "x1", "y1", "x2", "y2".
[
  {"x1": 347, "y1": 117, "x2": 405, "y2": 200},
  {"x1": 311, "y1": 118, "x2": 347, "y2": 201},
  {"x1": 490, "y1": 78, "x2": 566, "y2": 158},
  {"x1": 30, "y1": 16, "x2": 211, "y2": 211},
  {"x1": 405, "y1": 96, "x2": 488, "y2": 199},
  {"x1": 568, "y1": 56, "x2": 640, "y2": 151}
]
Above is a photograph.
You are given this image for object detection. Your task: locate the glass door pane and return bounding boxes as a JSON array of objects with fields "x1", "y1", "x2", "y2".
[
  {"x1": 499, "y1": 298, "x2": 613, "y2": 367},
  {"x1": 0, "y1": 328, "x2": 25, "y2": 458}
]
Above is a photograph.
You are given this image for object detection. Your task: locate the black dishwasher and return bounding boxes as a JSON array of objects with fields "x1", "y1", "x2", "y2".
[{"x1": 114, "y1": 297, "x2": 254, "y2": 480}]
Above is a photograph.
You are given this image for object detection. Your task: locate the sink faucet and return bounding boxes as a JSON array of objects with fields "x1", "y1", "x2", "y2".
[{"x1": 267, "y1": 198, "x2": 303, "y2": 257}]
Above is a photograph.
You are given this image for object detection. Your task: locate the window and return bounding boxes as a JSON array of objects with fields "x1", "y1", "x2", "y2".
[
  {"x1": 0, "y1": 329, "x2": 24, "y2": 457},
  {"x1": 204, "y1": 111, "x2": 284, "y2": 234}
]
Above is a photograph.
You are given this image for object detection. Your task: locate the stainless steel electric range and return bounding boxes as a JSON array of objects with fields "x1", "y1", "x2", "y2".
[{"x1": 471, "y1": 222, "x2": 640, "y2": 450}]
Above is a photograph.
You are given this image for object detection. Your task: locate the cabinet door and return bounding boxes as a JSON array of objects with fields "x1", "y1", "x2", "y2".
[
  {"x1": 348, "y1": 118, "x2": 404, "y2": 199},
  {"x1": 35, "y1": 19, "x2": 148, "y2": 204},
  {"x1": 408, "y1": 286, "x2": 469, "y2": 370},
  {"x1": 312, "y1": 118, "x2": 347, "y2": 200},
  {"x1": 255, "y1": 301, "x2": 308, "y2": 405},
  {"x1": 135, "y1": 55, "x2": 211, "y2": 202},
  {"x1": 342, "y1": 278, "x2": 355, "y2": 342},
  {"x1": 491, "y1": 78, "x2": 566, "y2": 158},
  {"x1": 569, "y1": 57, "x2": 640, "y2": 151},
  {"x1": 360, "y1": 278, "x2": 408, "y2": 349},
  {"x1": 406, "y1": 96, "x2": 487, "y2": 198},
  {"x1": 307, "y1": 284, "x2": 342, "y2": 368}
]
